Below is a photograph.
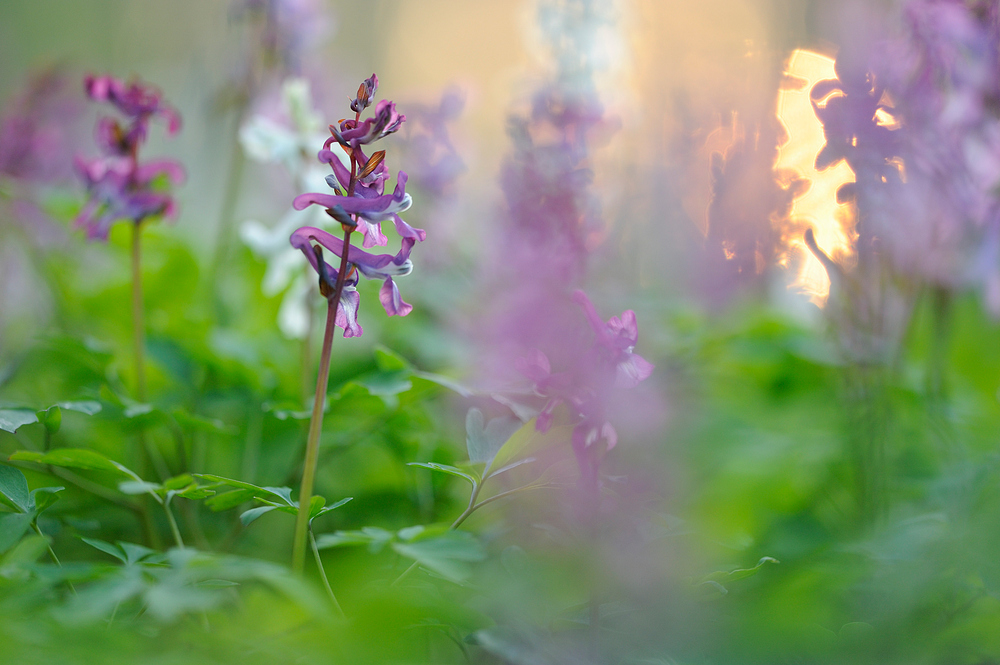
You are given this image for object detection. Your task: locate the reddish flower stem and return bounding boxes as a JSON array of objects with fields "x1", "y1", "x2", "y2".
[{"x1": 291, "y1": 119, "x2": 360, "y2": 575}]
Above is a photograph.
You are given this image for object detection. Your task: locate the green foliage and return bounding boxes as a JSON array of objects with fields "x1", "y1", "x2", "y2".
[{"x1": 317, "y1": 524, "x2": 486, "y2": 582}]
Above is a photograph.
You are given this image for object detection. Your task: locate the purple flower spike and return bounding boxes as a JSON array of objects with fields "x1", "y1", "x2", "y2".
[
  {"x1": 351, "y1": 74, "x2": 378, "y2": 113},
  {"x1": 85, "y1": 75, "x2": 181, "y2": 137},
  {"x1": 289, "y1": 74, "x2": 422, "y2": 335},
  {"x1": 74, "y1": 156, "x2": 184, "y2": 240},
  {"x1": 75, "y1": 74, "x2": 184, "y2": 241},
  {"x1": 572, "y1": 290, "x2": 654, "y2": 389}
]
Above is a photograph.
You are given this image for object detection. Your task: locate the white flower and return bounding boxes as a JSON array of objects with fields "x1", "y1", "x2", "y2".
[{"x1": 239, "y1": 78, "x2": 351, "y2": 338}]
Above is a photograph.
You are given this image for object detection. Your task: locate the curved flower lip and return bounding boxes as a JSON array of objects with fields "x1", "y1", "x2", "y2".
[
  {"x1": 290, "y1": 225, "x2": 415, "y2": 320},
  {"x1": 326, "y1": 99, "x2": 405, "y2": 147},
  {"x1": 572, "y1": 289, "x2": 637, "y2": 350},
  {"x1": 289, "y1": 225, "x2": 415, "y2": 275},
  {"x1": 85, "y1": 74, "x2": 181, "y2": 134},
  {"x1": 292, "y1": 172, "x2": 426, "y2": 242},
  {"x1": 571, "y1": 290, "x2": 654, "y2": 389}
]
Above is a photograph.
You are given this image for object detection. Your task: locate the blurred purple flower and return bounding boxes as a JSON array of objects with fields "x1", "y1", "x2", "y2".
[
  {"x1": 0, "y1": 68, "x2": 81, "y2": 185},
  {"x1": 75, "y1": 74, "x2": 184, "y2": 240},
  {"x1": 401, "y1": 88, "x2": 466, "y2": 197},
  {"x1": 74, "y1": 157, "x2": 184, "y2": 241},
  {"x1": 516, "y1": 290, "x2": 652, "y2": 484},
  {"x1": 231, "y1": 0, "x2": 331, "y2": 81}
]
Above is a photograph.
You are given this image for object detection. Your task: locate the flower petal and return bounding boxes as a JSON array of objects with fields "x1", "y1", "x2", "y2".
[{"x1": 378, "y1": 277, "x2": 412, "y2": 316}]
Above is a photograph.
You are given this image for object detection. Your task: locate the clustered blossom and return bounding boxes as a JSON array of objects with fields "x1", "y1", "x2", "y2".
[
  {"x1": 806, "y1": 0, "x2": 1000, "y2": 308},
  {"x1": 74, "y1": 75, "x2": 184, "y2": 240},
  {"x1": 290, "y1": 74, "x2": 423, "y2": 337},
  {"x1": 517, "y1": 290, "x2": 653, "y2": 485}
]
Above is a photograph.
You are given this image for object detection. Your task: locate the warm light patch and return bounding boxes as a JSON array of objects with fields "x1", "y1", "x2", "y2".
[{"x1": 774, "y1": 49, "x2": 856, "y2": 306}]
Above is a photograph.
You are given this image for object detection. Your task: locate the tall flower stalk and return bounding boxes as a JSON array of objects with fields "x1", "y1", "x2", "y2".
[
  {"x1": 75, "y1": 74, "x2": 184, "y2": 545},
  {"x1": 289, "y1": 74, "x2": 423, "y2": 573}
]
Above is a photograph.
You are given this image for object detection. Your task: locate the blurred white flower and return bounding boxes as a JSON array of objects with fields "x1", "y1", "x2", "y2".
[{"x1": 239, "y1": 78, "x2": 349, "y2": 338}]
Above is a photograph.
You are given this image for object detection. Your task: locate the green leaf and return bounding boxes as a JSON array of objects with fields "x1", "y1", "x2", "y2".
[
  {"x1": 29, "y1": 486, "x2": 64, "y2": 514},
  {"x1": 163, "y1": 474, "x2": 195, "y2": 491},
  {"x1": 10, "y1": 448, "x2": 138, "y2": 478},
  {"x1": 309, "y1": 497, "x2": 353, "y2": 524},
  {"x1": 698, "y1": 556, "x2": 780, "y2": 586},
  {"x1": 55, "y1": 400, "x2": 102, "y2": 416},
  {"x1": 240, "y1": 506, "x2": 276, "y2": 526},
  {"x1": 172, "y1": 409, "x2": 235, "y2": 434},
  {"x1": 315, "y1": 526, "x2": 394, "y2": 552},
  {"x1": 176, "y1": 486, "x2": 215, "y2": 500},
  {"x1": 489, "y1": 419, "x2": 574, "y2": 478},
  {"x1": 407, "y1": 462, "x2": 478, "y2": 486},
  {"x1": 194, "y1": 474, "x2": 294, "y2": 507},
  {"x1": 123, "y1": 403, "x2": 155, "y2": 419},
  {"x1": 38, "y1": 406, "x2": 62, "y2": 435},
  {"x1": 0, "y1": 409, "x2": 38, "y2": 434},
  {"x1": 204, "y1": 489, "x2": 256, "y2": 511},
  {"x1": 373, "y1": 346, "x2": 411, "y2": 371},
  {"x1": 0, "y1": 464, "x2": 30, "y2": 512},
  {"x1": 412, "y1": 370, "x2": 472, "y2": 397},
  {"x1": 0, "y1": 512, "x2": 33, "y2": 554},
  {"x1": 119, "y1": 480, "x2": 163, "y2": 495},
  {"x1": 465, "y1": 408, "x2": 522, "y2": 470},
  {"x1": 391, "y1": 531, "x2": 486, "y2": 583},
  {"x1": 1, "y1": 534, "x2": 49, "y2": 568},
  {"x1": 80, "y1": 536, "x2": 128, "y2": 563},
  {"x1": 119, "y1": 541, "x2": 157, "y2": 566}
]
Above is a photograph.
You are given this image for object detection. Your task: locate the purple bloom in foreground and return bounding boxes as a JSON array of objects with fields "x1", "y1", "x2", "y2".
[{"x1": 75, "y1": 74, "x2": 184, "y2": 240}]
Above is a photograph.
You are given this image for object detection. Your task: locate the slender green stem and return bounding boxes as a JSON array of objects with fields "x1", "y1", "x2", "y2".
[
  {"x1": 292, "y1": 134, "x2": 360, "y2": 573},
  {"x1": 131, "y1": 222, "x2": 147, "y2": 403},
  {"x1": 292, "y1": 297, "x2": 338, "y2": 573},
  {"x1": 310, "y1": 529, "x2": 344, "y2": 616},
  {"x1": 392, "y1": 481, "x2": 483, "y2": 587},
  {"x1": 32, "y1": 522, "x2": 76, "y2": 595},
  {"x1": 163, "y1": 498, "x2": 185, "y2": 549}
]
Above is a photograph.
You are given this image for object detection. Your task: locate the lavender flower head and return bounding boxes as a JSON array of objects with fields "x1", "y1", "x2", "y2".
[
  {"x1": 75, "y1": 75, "x2": 184, "y2": 240},
  {"x1": 517, "y1": 290, "x2": 653, "y2": 483},
  {"x1": 290, "y1": 75, "x2": 424, "y2": 337}
]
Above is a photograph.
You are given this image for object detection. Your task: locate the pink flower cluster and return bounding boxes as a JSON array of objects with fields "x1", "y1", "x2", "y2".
[{"x1": 74, "y1": 75, "x2": 185, "y2": 240}]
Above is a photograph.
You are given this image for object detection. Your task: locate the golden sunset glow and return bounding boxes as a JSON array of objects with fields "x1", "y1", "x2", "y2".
[{"x1": 774, "y1": 49, "x2": 857, "y2": 306}]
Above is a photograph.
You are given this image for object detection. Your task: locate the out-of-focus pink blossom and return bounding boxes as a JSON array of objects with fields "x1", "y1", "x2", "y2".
[
  {"x1": 0, "y1": 68, "x2": 80, "y2": 185},
  {"x1": 516, "y1": 290, "x2": 653, "y2": 485},
  {"x1": 75, "y1": 74, "x2": 184, "y2": 240}
]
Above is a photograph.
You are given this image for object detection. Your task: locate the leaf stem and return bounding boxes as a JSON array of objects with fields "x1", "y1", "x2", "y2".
[
  {"x1": 131, "y1": 222, "x2": 147, "y2": 404},
  {"x1": 32, "y1": 522, "x2": 76, "y2": 595},
  {"x1": 310, "y1": 529, "x2": 344, "y2": 617},
  {"x1": 392, "y1": 480, "x2": 483, "y2": 587},
  {"x1": 163, "y1": 497, "x2": 185, "y2": 549}
]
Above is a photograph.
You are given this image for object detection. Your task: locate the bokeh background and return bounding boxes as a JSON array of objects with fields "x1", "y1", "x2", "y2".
[{"x1": 3, "y1": 0, "x2": 1000, "y2": 663}]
